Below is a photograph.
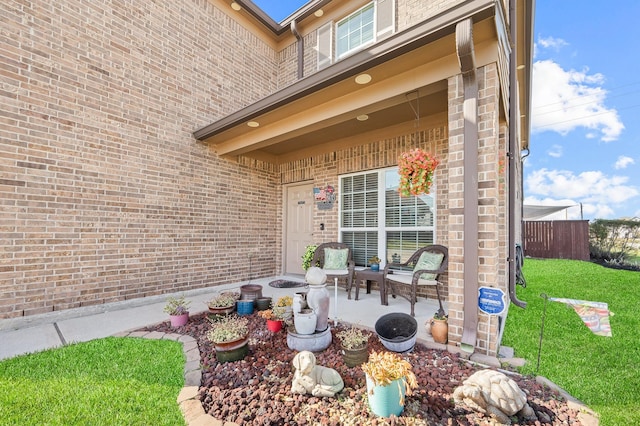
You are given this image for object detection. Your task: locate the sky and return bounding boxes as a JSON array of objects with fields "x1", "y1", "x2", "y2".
[{"x1": 252, "y1": 1, "x2": 640, "y2": 221}]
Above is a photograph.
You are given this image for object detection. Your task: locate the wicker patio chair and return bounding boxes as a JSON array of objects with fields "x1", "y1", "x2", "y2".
[
  {"x1": 383, "y1": 245, "x2": 448, "y2": 316},
  {"x1": 311, "y1": 242, "x2": 356, "y2": 299}
]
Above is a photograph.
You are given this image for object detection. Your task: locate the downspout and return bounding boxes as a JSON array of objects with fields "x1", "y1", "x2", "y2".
[
  {"x1": 291, "y1": 20, "x2": 304, "y2": 79},
  {"x1": 455, "y1": 18, "x2": 479, "y2": 352},
  {"x1": 508, "y1": 0, "x2": 527, "y2": 308}
]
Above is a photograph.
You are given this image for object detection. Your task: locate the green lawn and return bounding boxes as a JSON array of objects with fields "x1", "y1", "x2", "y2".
[
  {"x1": 503, "y1": 258, "x2": 639, "y2": 426},
  {"x1": 0, "y1": 337, "x2": 186, "y2": 426}
]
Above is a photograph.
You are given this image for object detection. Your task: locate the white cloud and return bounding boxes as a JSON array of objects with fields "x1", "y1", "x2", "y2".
[
  {"x1": 547, "y1": 144, "x2": 563, "y2": 158},
  {"x1": 537, "y1": 36, "x2": 568, "y2": 50},
  {"x1": 531, "y1": 60, "x2": 624, "y2": 142},
  {"x1": 526, "y1": 168, "x2": 639, "y2": 208},
  {"x1": 614, "y1": 156, "x2": 635, "y2": 170}
]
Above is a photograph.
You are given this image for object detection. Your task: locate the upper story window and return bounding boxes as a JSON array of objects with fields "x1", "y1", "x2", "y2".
[
  {"x1": 317, "y1": 0, "x2": 395, "y2": 70},
  {"x1": 336, "y1": 3, "x2": 375, "y2": 59}
]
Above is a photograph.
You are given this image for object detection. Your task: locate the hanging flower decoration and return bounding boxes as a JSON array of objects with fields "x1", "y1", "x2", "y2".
[{"x1": 397, "y1": 148, "x2": 439, "y2": 197}]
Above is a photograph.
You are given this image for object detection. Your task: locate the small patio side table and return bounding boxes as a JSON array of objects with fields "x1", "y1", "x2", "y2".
[{"x1": 353, "y1": 268, "x2": 386, "y2": 305}]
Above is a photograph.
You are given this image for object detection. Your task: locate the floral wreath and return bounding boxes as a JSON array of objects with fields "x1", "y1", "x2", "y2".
[{"x1": 397, "y1": 148, "x2": 439, "y2": 197}]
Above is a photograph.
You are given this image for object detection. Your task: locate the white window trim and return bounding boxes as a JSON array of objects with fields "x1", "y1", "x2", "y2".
[{"x1": 335, "y1": 2, "x2": 376, "y2": 61}]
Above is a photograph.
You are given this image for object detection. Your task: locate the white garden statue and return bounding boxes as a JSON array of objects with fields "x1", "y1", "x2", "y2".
[
  {"x1": 453, "y1": 369, "x2": 536, "y2": 425},
  {"x1": 305, "y1": 266, "x2": 327, "y2": 285},
  {"x1": 290, "y1": 351, "x2": 344, "y2": 397}
]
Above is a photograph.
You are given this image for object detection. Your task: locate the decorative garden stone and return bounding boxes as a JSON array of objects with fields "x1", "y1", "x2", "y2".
[
  {"x1": 453, "y1": 369, "x2": 536, "y2": 425},
  {"x1": 290, "y1": 351, "x2": 344, "y2": 397}
]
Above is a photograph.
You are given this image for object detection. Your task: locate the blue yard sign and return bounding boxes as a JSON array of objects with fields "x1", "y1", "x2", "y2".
[{"x1": 478, "y1": 286, "x2": 506, "y2": 315}]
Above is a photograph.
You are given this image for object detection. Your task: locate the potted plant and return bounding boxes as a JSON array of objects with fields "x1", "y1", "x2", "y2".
[
  {"x1": 397, "y1": 147, "x2": 439, "y2": 197},
  {"x1": 361, "y1": 350, "x2": 418, "y2": 417},
  {"x1": 207, "y1": 292, "x2": 238, "y2": 316},
  {"x1": 301, "y1": 244, "x2": 318, "y2": 270},
  {"x1": 206, "y1": 315, "x2": 250, "y2": 363},
  {"x1": 258, "y1": 308, "x2": 288, "y2": 332},
  {"x1": 429, "y1": 310, "x2": 448, "y2": 344},
  {"x1": 368, "y1": 255, "x2": 382, "y2": 271},
  {"x1": 336, "y1": 325, "x2": 370, "y2": 367},
  {"x1": 163, "y1": 295, "x2": 191, "y2": 327},
  {"x1": 274, "y1": 295, "x2": 293, "y2": 320}
]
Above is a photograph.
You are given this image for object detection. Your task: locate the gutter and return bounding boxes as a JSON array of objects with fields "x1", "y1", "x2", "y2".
[
  {"x1": 508, "y1": 0, "x2": 527, "y2": 308},
  {"x1": 455, "y1": 18, "x2": 479, "y2": 352},
  {"x1": 290, "y1": 20, "x2": 304, "y2": 79}
]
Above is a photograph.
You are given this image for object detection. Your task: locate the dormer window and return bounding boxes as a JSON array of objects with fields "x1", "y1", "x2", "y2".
[{"x1": 317, "y1": 0, "x2": 396, "y2": 70}]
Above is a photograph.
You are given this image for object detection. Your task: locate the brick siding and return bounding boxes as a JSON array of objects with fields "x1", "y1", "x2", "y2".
[{"x1": 1, "y1": 0, "x2": 510, "y2": 358}]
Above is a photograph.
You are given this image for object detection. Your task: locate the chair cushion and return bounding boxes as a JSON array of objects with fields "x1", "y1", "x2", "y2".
[
  {"x1": 387, "y1": 272, "x2": 437, "y2": 286},
  {"x1": 324, "y1": 248, "x2": 348, "y2": 270},
  {"x1": 323, "y1": 269, "x2": 349, "y2": 276},
  {"x1": 413, "y1": 251, "x2": 444, "y2": 280}
]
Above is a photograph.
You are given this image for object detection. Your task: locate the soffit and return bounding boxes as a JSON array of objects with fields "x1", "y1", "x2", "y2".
[{"x1": 195, "y1": 1, "x2": 503, "y2": 163}]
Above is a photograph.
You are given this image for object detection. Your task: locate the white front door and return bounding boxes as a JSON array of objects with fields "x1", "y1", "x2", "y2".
[{"x1": 285, "y1": 183, "x2": 314, "y2": 275}]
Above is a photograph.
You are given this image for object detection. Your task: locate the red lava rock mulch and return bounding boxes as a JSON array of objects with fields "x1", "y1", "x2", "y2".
[{"x1": 141, "y1": 312, "x2": 585, "y2": 425}]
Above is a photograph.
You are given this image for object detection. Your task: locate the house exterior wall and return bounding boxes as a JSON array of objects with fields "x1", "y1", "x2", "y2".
[
  {"x1": 0, "y1": 0, "x2": 283, "y2": 318},
  {"x1": 1, "y1": 0, "x2": 516, "y2": 357}
]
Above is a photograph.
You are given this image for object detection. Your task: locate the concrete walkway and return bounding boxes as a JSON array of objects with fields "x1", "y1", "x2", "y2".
[{"x1": 0, "y1": 275, "x2": 444, "y2": 361}]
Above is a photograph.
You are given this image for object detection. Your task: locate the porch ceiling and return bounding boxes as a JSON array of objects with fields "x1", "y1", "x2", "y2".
[{"x1": 193, "y1": 0, "x2": 528, "y2": 164}]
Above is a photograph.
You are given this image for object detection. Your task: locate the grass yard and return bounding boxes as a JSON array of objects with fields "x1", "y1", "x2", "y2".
[
  {"x1": 503, "y1": 258, "x2": 639, "y2": 426},
  {"x1": 0, "y1": 337, "x2": 186, "y2": 426}
]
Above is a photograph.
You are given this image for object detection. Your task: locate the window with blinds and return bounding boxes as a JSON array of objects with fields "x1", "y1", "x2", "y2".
[{"x1": 340, "y1": 168, "x2": 436, "y2": 267}]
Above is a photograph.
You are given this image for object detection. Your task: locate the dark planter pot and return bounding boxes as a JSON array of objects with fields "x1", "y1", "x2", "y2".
[
  {"x1": 255, "y1": 297, "x2": 272, "y2": 311},
  {"x1": 216, "y1": 344, "x2": 249, "y2": 363},
  {"x1": 213, "y1": 335, "x2": 249, "y2": 352},
  {"x1": 240, "y1": 284, "x2": 263, "y2": 300},
  {"x1": 375, "y1": 313, "x2": 417, "y2": 353},
  {"x1": 342, "y1": 344, "x2": 369, "y2": 368}
]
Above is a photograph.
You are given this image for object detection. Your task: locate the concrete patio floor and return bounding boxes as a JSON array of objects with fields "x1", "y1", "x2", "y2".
[{"x1": 0, "y1": 275, "x2": 447, "y2": 361}]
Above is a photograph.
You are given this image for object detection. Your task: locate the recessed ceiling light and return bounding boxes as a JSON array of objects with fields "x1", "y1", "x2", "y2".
[
  {"x1": 231, "y1": 2, "x2": 241, "y2": 11},
  {"x1": 314, "y1": 9, "x2": 324, "y2": 17},
  {"x1": 355, "y1": 73, "x2": 372, "y2": 85},
  {"x1": 247, "y1": 121, "x2": 259, "y2": 127},
  {"x1": 356, "y1": 114, "x2": 369, "y2": 121}
]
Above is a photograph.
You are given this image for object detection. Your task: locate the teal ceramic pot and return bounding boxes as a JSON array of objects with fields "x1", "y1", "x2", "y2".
[{"x1": 366, "y1": 375, "x2": 406, "y2": 417}]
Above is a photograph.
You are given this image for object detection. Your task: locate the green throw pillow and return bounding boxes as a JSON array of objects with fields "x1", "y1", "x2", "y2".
[
  {"x1": 413, "y1": 251, "x2": 444, "y2": 280},
  {"x1": 324, "y1": 248, "x2": 348, "y2": 270}
]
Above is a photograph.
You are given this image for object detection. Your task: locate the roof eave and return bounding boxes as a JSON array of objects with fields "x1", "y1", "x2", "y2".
[{"x1": 194, "y1": 0, "x2": 495, "y2": 141}]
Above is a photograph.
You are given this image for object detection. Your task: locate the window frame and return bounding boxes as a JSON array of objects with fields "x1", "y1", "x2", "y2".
[
  {"x1": 335, "y1": 2, "x2": 376, "y2": 60},
  {"x1": 338, "y1": 167, "x2": 437, "y2": 268}
]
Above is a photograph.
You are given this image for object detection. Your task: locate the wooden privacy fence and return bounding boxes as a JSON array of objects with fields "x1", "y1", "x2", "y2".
[{"x1": 522, "y1": 220, "x2": 590, "y2": 261}]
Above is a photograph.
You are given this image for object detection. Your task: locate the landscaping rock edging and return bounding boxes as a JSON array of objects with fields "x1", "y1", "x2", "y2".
[{"x1": 115, "y1": 330, "x2": 599, "y2": 426}]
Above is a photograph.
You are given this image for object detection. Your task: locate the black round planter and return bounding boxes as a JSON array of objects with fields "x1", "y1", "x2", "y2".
[{"x1": 375, "y1": 313, "x2": 418, "y2": 353}]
